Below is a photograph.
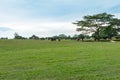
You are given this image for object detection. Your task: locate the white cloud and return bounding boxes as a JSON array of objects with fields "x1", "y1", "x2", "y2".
[
  {"x1": 0, "y1": 20, "x2": 77, "y2": 38},
  {"x1": 0, "y1": 0, "x2": 120, "y2": 38}
]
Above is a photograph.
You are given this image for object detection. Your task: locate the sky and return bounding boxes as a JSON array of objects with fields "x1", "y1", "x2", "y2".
[{"x1": 0, "y1": 0, "x2": 120, "y2": 38}]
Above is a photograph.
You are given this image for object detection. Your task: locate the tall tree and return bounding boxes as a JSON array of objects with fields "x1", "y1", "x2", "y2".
[
  {"x1": 73, "y1": 13, "x2": 120, "y2": 41},
  {"x1": 14, "y1": 32, "x2": 27, "y2": 39},
  {"x1": 14, "y1": 33, "x2": 22, "y2": 39}
]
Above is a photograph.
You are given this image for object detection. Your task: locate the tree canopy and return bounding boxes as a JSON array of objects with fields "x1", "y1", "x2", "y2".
[{"x1": 73, "y1": 13, "x2": 120, "y2": 41}]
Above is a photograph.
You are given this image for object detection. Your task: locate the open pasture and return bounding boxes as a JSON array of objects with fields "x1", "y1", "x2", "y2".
[{"x1": 0, "y1": 40, "x2": 120, "y2": 80}]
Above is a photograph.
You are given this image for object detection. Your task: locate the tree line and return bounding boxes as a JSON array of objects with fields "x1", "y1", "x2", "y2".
[
  {"x1": 13, "y1": 33, "x2": 93, "y2": 41},
  {"x1": 14, "y1": 33, "x2": 83, "y2": 41}
]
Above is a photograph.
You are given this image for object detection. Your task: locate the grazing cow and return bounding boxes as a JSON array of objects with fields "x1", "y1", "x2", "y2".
[
  {"x1": 58, "y1": 38, "x2": 61, "y2": 42},
  {"x1": 77, "y1": 38, "x2": 80, "y2": 41},
  {"x1": 51, "y1": 38, "x2": 56, "y2": 41}
]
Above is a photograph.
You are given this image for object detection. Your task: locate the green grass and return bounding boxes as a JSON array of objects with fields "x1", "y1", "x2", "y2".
[{"x1": 0, "y1": 40, "x2": 120, "y2": 80}]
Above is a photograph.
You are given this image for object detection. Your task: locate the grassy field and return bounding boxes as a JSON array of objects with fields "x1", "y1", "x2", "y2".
[{"x1": 0, "y1": 40, "x2": 120, "y2": 80}]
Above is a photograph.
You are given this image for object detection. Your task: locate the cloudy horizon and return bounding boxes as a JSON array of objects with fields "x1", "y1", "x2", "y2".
[{"x1": 0, "y1": 0, "x2": 120, "y2": 38}]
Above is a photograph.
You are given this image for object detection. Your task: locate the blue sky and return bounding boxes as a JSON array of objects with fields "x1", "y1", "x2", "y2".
[{"x1": 0, "y1": 0, "x2": 120, "y2": 38}]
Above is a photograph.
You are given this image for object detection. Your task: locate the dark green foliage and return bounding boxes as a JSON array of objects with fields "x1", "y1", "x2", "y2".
[
  {"x1": 58, "y1": 34, "x2": 67, "y2": 39},
  {"x1": 104, "y1": 26, "x2": 118, "y2": 39},
  {"x1": 74, "y1": 13, "x2": 120, "y2": 41},
  {"x1": 78, "y1": 34, "x2": 85, "y2": 41},
  {"x1": 53, "y1": 34, "x2": 68, "y2": 39},
  {"x1": 29, "y1": 35, "x2": 39, "y2": 40},
  {"x1": 14, "y1": 33, "x2": 27, "y2": 39}
]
